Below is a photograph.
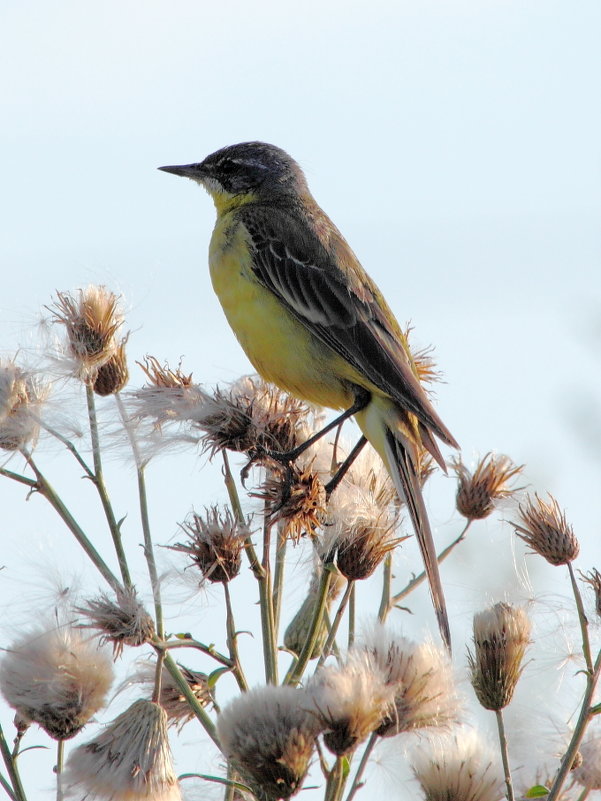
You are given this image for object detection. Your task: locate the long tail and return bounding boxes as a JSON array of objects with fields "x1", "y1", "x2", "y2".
[{"x1": 382, "y1": 429, "x2": 451, "y2": 652}]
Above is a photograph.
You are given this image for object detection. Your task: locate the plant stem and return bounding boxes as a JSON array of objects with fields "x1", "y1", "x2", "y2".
[
  {"x1": 324, "y1": 756, "x2": 347, "y2": 801},
  {"x1": 390, "y1": 521, "x2": 471, "y2": 607},
  {"x1": 568, "y1": 562, "x2": 593, "y2": 675},
  {"x1": 223, "y1": 582, "x2": 249, "y2": 691},
  {"x1": 222, "y1": 452, "x2": 263, "y2": 577},
  {"x1": 0, "y1": 724, "x2": 26, "y2": 801},
  {"x1": 84, "y1": 386, "x2": 131, "y2": 585},
  {"x1": 55, "y1": 740, "x2": 64, "y2": 801},
  {"x1": 285, "y1": 564, "x2": 334, "y2": 686},
  {"x1": 378, "y1": 554, "x2": 392, "y2": 622},
  {"x1": 272, "y1": 524, "x2": 287, "y2": 636},
  {"x1": 0, "y1": 775, "x2": 17, "y2": 801},
  {"x1": 348, "y1": 583, "x2": 356, "y2": 649},
  {"x1": 40, "y1": 421, "x2": 94, "y2": 478},
  {"x1": 18, "y1": 450, "x2": 122, "y2": 592},
  {"x1": 161, "y1": 638, "x2": 232, "y2": 667},
  {"x1": 345, "y1": 733, "x2": 377, "y2": 801},
  {"x1": 260, "y1": 497, "x2": 278, "y2": 684},
  {"x1": 495, "y1": 709, "x2": 514, "y2": 801},
  {"x1": 317, "y1": 581, "x2": 354, "y2": 669},
  {"x1": 161, "y1": 650, "x2": 220, "y2": 749}
]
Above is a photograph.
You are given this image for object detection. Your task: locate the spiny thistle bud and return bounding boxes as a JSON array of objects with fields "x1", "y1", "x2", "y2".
[
  {"x1": 513, "y1": 493, "x2": 579, "y2": 566},
  {"x1": 170, "y1": 506, "x2": 245, "y2": 583},
  {"x1": 256, "y1": 463, "x2": 327, "y2": 541},
  {"x1": 76, "y1": 587, "x2": 155, "y2": 657},
  {"x1": 128, "y1": 662, "x2": 212, "y2": 729},
  {"x1": 217, "y1": 685, "x2": 319, "y2": 801},
  {"x1": 65, "y1": 699, "x2": 181, "y2": 800},
  {"x1": 0, "y1": 361, "x2": 48, "y2": 451},
  {"x1": 453, "y1": 453, "x2": 523, "y2": 520},
  {"x1": 572, "y1": 731, "x2": 601, "y2": 790},
  {"x1": 411, "y1": 729, "x2": 504, "y2": 801},
  {"x1": 468, "y1": 602, "x2": 531, "y2": 711},
  {"x1": 306, "y1": 654, "x2": 394, "y2": 756},
  {"x1": 284, "y1": 566, "x2": 345, "y2": 658},
  {"x1": 93, "y1": 341, "x2": 129, "y2": 396},
  {"x1": 356, "y1": 625, "x2": 461, "y2": 737},
  {"x1": 581, "y1": 568, "x2": 601, "y2": 618},
  {"x1": 0, "y1": 623, "x2": 113, "y2": 740},
  {"x1": 50, "y1": 286, "x2": 126, "y2": 380}
]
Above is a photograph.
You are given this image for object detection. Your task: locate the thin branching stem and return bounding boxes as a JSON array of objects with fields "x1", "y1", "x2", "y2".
[
  {"x1": 0, "y1": 467, "x2": 37, "y2": 489},
  {"x1": 223, "y1": 582, "x2": 249, "y2": 691},
  {"x1": 260, "y1": 496, "x2": 278, "y2": 684},
  {"x1": 0, "y1": 774, "x2": 17, "y2": 801},
  {"x1": 272, "y1": 524, "x2": 287, "y2": 636},
  {"x1": 18, "y1": 450, "x2": 122, "y2": 591},
  {"x1": 348, "y1": 583, "x2": 356, "y2": 649},
  {"x1": 55, "y1": 740, "x2": 64, "y2": 801},
  {"x1": 161, "y1": 638, "x2": 232, "y2": 667},
  {"x1": 378, "y1": 554, "x2": 392, "y2": 622},
  {"x1": 324, "y1": 756, "x2": 348, "y2": 801},
  {"x1": 318, "y1": 581, "x2": 354, "y2": 669},
  {"x1": 576, "y1": 789, "x2": 590, "y2": 801},
  {"x1": 0, "y1": 724, "x2": 26, "y2": 801},
  {"x1": 568, "y1": 562, "x2": 593, "y2": 675},
  {"x1": 85, "y1": 386, "x2": 131, "y2": 587},
  {"x1": 495, "y1": 709, "x2": 514, "y2": 801},
  {"x1": 222, "y1": 451, "x2": 263, "y2": 577},
  {"x1": 39, "y1": 421, "x2": 94, "y2": 478},
  {"x1": 345, "y1": 733, "x2": 377, "y2": 801},
  {"x1": 390, "y1": 521, "x2": 472, "y2": 606}
]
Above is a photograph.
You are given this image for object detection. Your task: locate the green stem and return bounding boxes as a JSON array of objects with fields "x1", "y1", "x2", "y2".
[
  {"x1": 547, "y1": 650, "x2": 601, "y2": 801},
  {"x1": 222, "y1": 452, "x2": 263, "y2": 577},
  {"x1": 345, "y1": 733, "x2": 377, "y2": 801},
  {"x1": 18, "y1": 451, "x2": 122, "y2": 591},
  {"x1": 0, "y1": 467, "x2": 37, "y2": 489},
  {"x1": 348, "y1": 583, "x2": 356, "y2": 649},
  {"x1": 260, "y1": 498, "x2": 278, "y2": 684},
  {"x1": 161, "y1": 638, "x2": 232, "y2": 667},
  {"x1": 39, "y1": 421, "x2": 94, "y2": 478},
  {"x1": 324, "y1": 756, "x2": 347, "y2": 801},
  {"x1": 495, "y1": 709, "x2": 514, "y2": 801},
  {"x1": 576, "y1": 789, "x2": 590, "y2": 801},
  {"x1": 390, "y1": 521, "x2": 471, "y2": 606},
  {"x1": 272, "y1": 524, "x2": 287, "y2": 636},
  {"x1": 0, "y1": 775, "x2": 17, "y2": 801},
  {"x1": 55, "y1": 740, "x2": 64, "y2": 801},
  {"x1": 223, "y1": 582, "x2": 249, "y2": 691},
  {"x1": 0, "y1": 724, "x2": 26, "y2": 801},
  {"x1": 317, "y1": 581, "x2": 354, "y2": 669},
  {"x1": 378, "y1": 554, "x2": 392, "y2": 622},
  {"x1": 85, "y1": 386, "x2": 131, "y2": 587},
  {"x1": 285, "y1": 565, "x2": 334, "y2": 685},
  {"x1": 568, "y1": 562, "x2": 593, "y2": 675},
  {"x1": 161, "y1": 650, "x2": 220, "y2": 749}
]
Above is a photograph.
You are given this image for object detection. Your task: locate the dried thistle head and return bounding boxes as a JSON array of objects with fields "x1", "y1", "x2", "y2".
[
  {"x1": 403, "y1": 323, "x2": 443, "y2": 390},
  {"x1": 128, "y1": 662, "x2": 212, "y2": 729},
  {"x1": 198, "y1": 376, "x2": 312, "y2": 458},
  {"x1": 217, "y1": 685, "x2": 319, "y2": 801},
  {"x1": 0, "y1": 360, "x2": 48, "y2": 451},
  {"x1": 453, "y1": 453, "x2": 523, "y2": 520},
  {"x1": 93, "y1": 340, "x2": 129, "y2": 396},
  {"x1": 306, "y1": 654, "x2": 394, "y2": 756},
  {"x1": 356, "y1": 625, "x2": 461, "y2": 737},
  {"x1": 468, "y1": 602, "x2": 531, "y2": 711},
  {"x1": 170, "y1": 506, "x2": 245, "y2": 583},
  {"x1": 65, "y1": 699, "x2": 181, "y2": 800},
  {"x1": 411, "y1": 729, "x2": 504, "y2": 801},
  {"x1": 572, "y1": 731, "x2": 601, "y2": 790},
  {"x1": 76, "y1": 587, "x2": 155, "y2": 657},
  {"x1": 50, "y1": 286, "x2": 126, "y2": 379},
  {"x1": 581, "y1": 568, "x2": 601, "y2": 618},
  {"x1": 0, "y1": 623, "x2": 113, "y2": 740},
  {"x1": 513, "y1": 493, "x2": 579, "y2": 566},
  {"x1": 256, "y1": 462, "x2": 327, "y2": 541}
]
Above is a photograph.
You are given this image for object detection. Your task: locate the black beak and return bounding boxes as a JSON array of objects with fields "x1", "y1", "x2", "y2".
[{"x1": 158, "y1": 163, "x2": 205, "y2": 179}]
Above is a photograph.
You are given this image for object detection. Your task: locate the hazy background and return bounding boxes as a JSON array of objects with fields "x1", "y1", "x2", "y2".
[{"x1": 1, "y1": 1, "x2": 600, "y2": 798}]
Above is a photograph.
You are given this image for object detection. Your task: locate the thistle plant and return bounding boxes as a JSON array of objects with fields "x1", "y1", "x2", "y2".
[{"x1": 0, "y1": 285, "x2": 599, "y2": 801}]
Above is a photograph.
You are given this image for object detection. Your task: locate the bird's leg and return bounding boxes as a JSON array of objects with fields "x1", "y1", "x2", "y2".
[{"x1": 325, "y1": 436, "x2": 368, "y2": 498}]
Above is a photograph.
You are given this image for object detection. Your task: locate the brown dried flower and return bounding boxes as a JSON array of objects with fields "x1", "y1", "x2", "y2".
[
  {"x1": 76, "y1": 587, "x2": 155, "y2": 657},
  {"x1": 256, "y1": 462, "x2": 326, "y2": 541},
  {"x1": 453, "y1": 453, "x2": 523, "y2": 520},
  {"x1": 93, "y1": 341, "x2": 129, "y2": 396},
  {"x1": 402, "y1": 323, "x2": 443, "y2": 389},
  {"x1": 468, "y1": 602, "x2": 531, "y2": 711},
  {"x1": 129, "y1": 662, "x2": 212, "y2": 729},
  {"x1": 581, "y1": 568, "x2": 601, "y2": 618},
  {"x1": 0, "y1": 361, "x2": 47, "y2": 451},
  {"x1": 513, "y1": 493, "x2": 579, "y2": 566},
  {"x1": 170, "y1": 506, "x2": 245, "y2": 583}
]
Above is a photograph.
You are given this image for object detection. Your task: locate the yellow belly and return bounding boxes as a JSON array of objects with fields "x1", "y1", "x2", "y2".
[{"x1": 208, "y1": 218, "x2": 355, "y2": 410}]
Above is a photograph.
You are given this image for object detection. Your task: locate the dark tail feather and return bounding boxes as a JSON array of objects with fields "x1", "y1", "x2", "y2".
[{"x1": 384, "y1": 430, "x2": 451, "y2": 652}]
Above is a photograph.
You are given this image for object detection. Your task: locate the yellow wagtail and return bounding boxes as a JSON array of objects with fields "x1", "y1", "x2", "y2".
[{"x1": 159, "y1": 142, "x2": 459, "y2": 649}]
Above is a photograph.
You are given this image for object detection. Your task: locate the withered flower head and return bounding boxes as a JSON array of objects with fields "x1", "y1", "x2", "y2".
[
  {"x1": 412, "y1": 729, "x2": 504, "y2": 801},
  {"x1": 0, "y1": 360, "x2": 48, "y2": 451},
  {"x1": 0, "y1": 623, "x2": 113, "y2": 740},
  {"x1": 65, "y1": 699, "x2": 181, "y2": 800},
  {"x1": 256, "y1": 462, "x2": 327, "y2": 541},
  {"x1": 581, "y1": 568, "x2": 601, "y2": 618},
  {"x1": 468, "y1": 602, "x2": 531, "y2": 711},
  {"x1": 572, "y1": 731, "x2": 601, "y2": 790},
  {"x1": 170, "y1": 506, "x2": 245, "y2": 583},
  {"x1": 513, "y1": 493, "x2": 579, "y2": 566},
  {"x1": 403, "y1": 323, "x2": 443, "y2": 390},
  {"x1": 217, "y1": 685, "x2": 319, "y2": 801},
  {"x1": 76, "y1": 587, "x2": 155, "y2": 657},
  {"x1": 198, "y1": 376, "x2": 313, "y2": 458},
  {"x1": 128, "y1": 662, "x2": 212, "y2": 729},
  {"x1": 93, "y1": 341, "x2": 129, "y2": 396},
  {"x1": 50, "y1": 286, "x2": 126, "y2": 379},
  {"x1": 356, "y1": 625, "x2": 461, "y2": 737},
  {"x1": 453, "y1": 453, "x2": 523, "y2": 520},
  {"x1": 307, "y1": 653, "x2": 394, "y2": 756}
]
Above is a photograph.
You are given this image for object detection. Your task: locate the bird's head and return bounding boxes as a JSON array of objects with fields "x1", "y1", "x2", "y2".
[{"x1": 159, "y1": 142, "x2": 308, "y2": 211}]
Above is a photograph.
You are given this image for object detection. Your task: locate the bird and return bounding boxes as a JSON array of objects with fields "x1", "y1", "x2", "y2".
[{"x1": 159, "y1": 142, "x2": 459, "y2": 649}]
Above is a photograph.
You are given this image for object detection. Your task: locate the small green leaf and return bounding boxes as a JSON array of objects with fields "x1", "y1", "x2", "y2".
[
  {"x1": 208, "y1": 667, "x2": 231, "y2": 688},
  {"x1": 173, "y1": 632, "x2": 192, "y2": 640},
  {"x1": 525, "y1": 785, "x2": 550, "y2": 797},
  {"x1": 340, "y1": 756, "x2": 351, "y2": 779}
]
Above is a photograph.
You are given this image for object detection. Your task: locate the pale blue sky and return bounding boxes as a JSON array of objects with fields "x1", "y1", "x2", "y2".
[{"x1": 1, "y1": 0, "x2": 600, "y2": 797}]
